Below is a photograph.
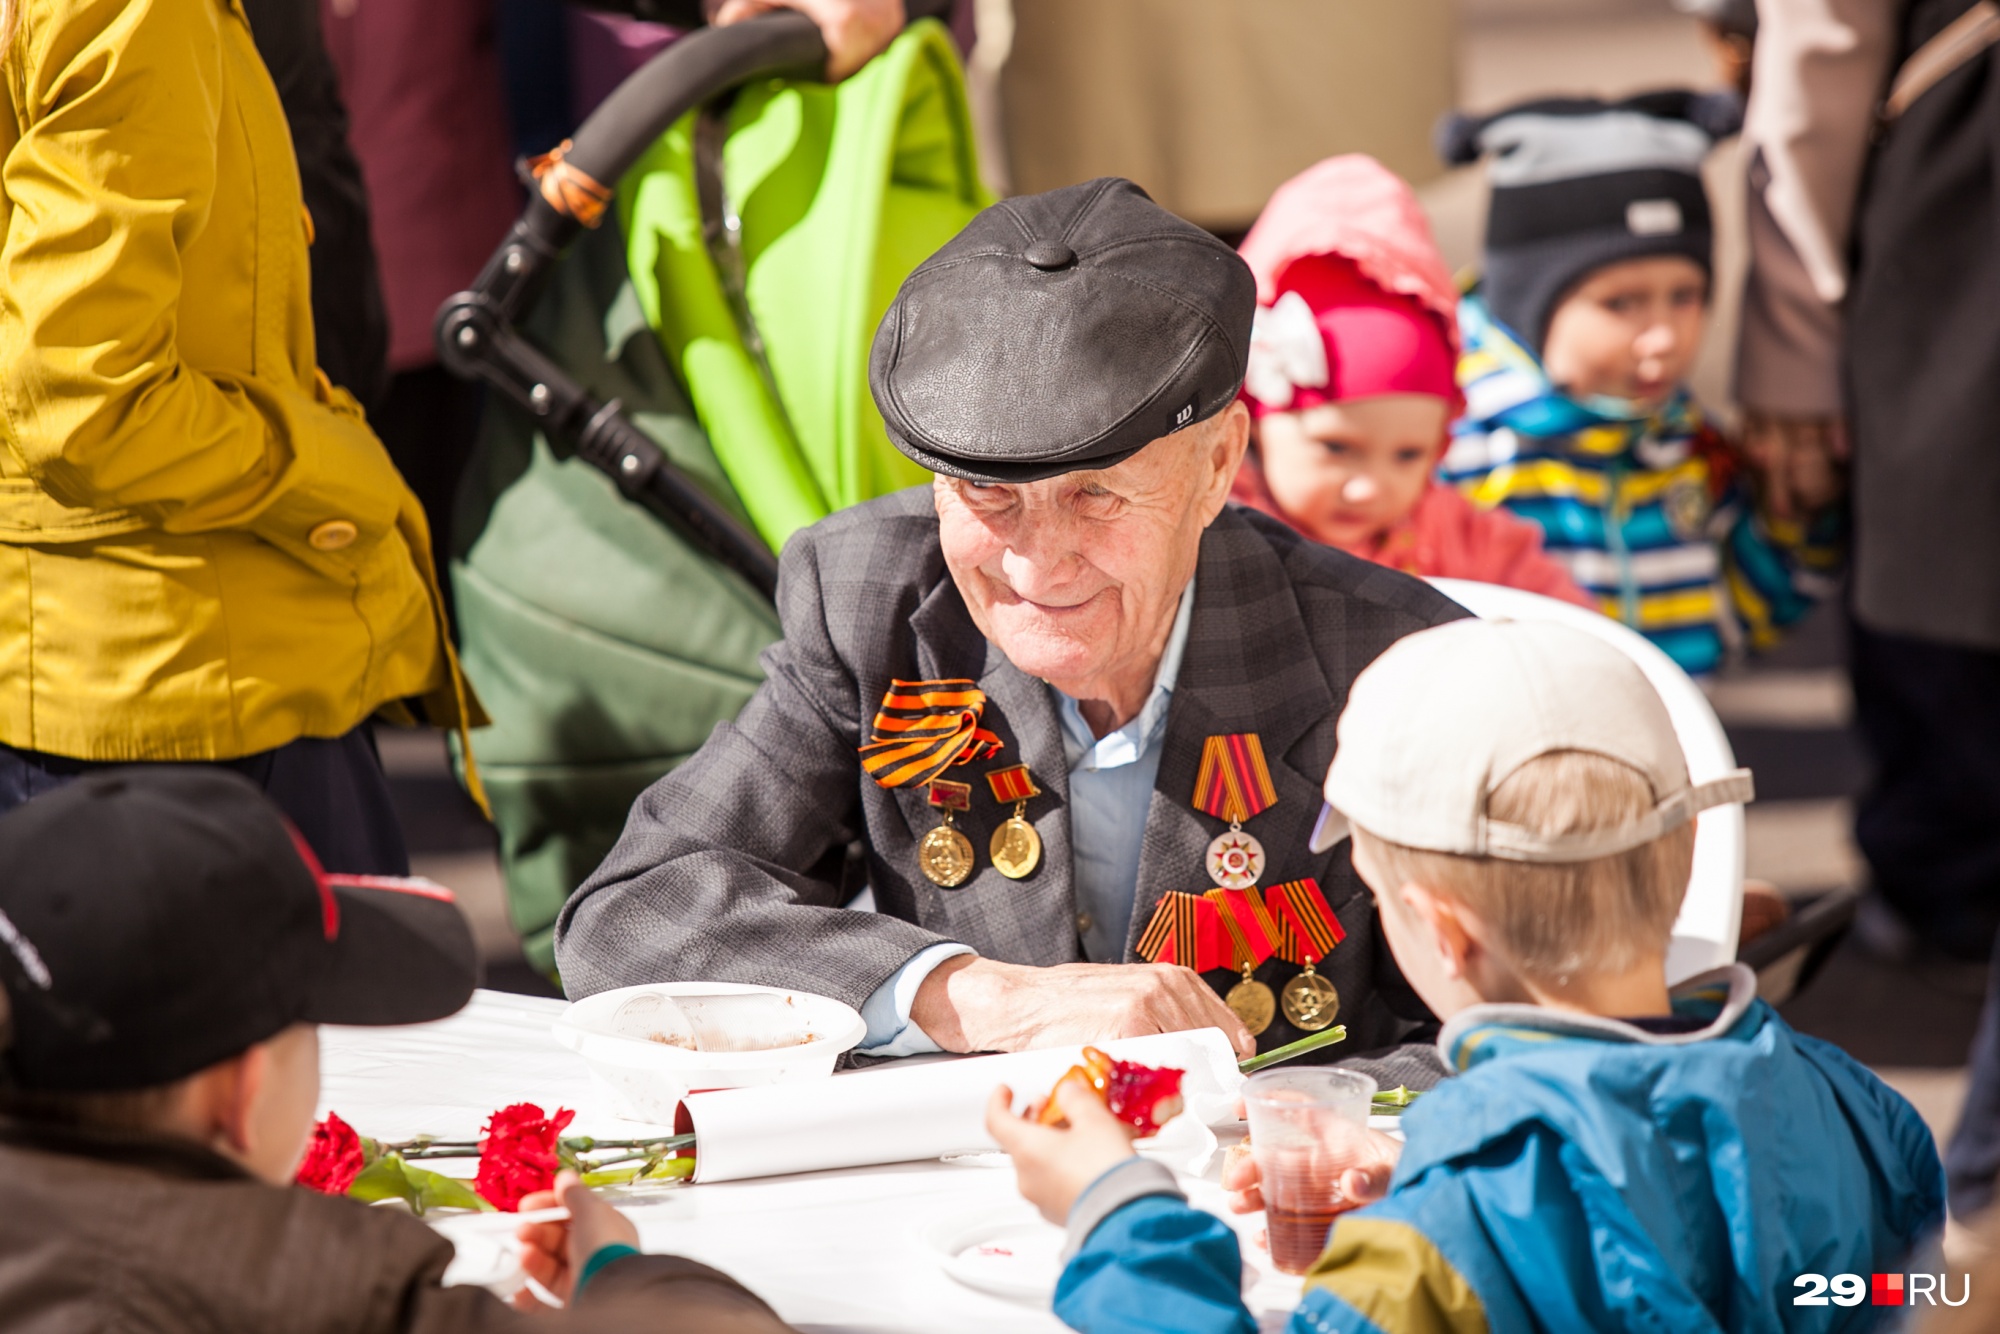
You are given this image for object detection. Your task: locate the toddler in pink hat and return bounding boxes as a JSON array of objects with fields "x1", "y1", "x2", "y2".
[{"x1": 1233, "y1": 156, "x2": 1591, "y2": 607}]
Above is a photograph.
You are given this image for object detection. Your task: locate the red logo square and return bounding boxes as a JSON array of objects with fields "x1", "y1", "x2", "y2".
[{"x1": 1872, "y1": 1273, "x2": 1904, "y2": 1306}]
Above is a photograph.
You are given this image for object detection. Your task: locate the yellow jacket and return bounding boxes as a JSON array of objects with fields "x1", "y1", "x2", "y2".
[{"x1": 0, "y1": 0, "x2": 474, "y2": 761}]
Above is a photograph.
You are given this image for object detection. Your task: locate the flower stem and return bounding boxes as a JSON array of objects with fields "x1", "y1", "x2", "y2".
[{"x1": 1238, "y1": 1025, "x2": 1348, "y2": 1074}]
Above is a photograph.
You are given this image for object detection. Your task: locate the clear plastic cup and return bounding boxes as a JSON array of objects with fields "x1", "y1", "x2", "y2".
[{"x1": 1242, "y1": 1067, "x2": 1378, "y2": 1274}]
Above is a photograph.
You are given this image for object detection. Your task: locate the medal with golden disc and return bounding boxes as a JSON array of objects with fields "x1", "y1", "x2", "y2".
[
  {"x1": 1281, "y1": 958, "x2": 1340, "y2": 1032},
  {"x1": 919, "y1": 780, "x2": 976, "y2": 888},
  {"x1": 989, "y1": 818, "x2": 1040, "y2": 879},
  {"x1": 984, "y1": 764, "x2": 1043, "y2": 881},
  {"x1": 1226, "y1": 965, "x2": 1276, "y2": 1037}
]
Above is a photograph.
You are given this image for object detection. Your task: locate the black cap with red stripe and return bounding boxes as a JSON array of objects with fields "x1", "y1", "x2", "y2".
[{"x1": 0, "y1": 768, "x2": 477, "y2": 1091}]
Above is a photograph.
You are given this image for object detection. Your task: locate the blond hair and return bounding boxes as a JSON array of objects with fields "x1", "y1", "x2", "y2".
[{"x1": 1352, "y1": 750, "x2": 1695, "y2": 982}]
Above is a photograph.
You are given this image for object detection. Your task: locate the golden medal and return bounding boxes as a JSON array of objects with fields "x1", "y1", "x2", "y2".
[
  {"x1": 984, "y1": 764, "x2": 1043, "y2": 880},
  {"x1": 1266, "y1": 878, "x2": 1348, "y2": 1033},
  {"x1": 1281, "y1": 959, "x2": 1340, "y2": 1032},
  {"x1": 856, "y1": 678, "x2": 1004, "y2": 890},
  {"x1": 1209, "y1": 887, "x2": 1277, "y2": 1037},
  {"x1": 1195, "y1": 735, "x2": 1279, "y2": 890},
  {"x1": 919, "y1": 780, "x2": 976, "y2": 888}
]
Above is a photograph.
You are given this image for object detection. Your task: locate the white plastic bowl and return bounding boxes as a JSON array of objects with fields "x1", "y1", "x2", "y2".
[{"x1": 551, "y1": 981, "x2": 866, "y2": 1124}]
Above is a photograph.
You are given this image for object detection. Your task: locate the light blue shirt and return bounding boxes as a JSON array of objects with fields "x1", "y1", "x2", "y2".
[
  {"x1": 856, "y1": 580, "x2": 1197, "y2": 1056},
  {"x1": 1053, "y1": 578, "x2": 1194, "y2": 963}
]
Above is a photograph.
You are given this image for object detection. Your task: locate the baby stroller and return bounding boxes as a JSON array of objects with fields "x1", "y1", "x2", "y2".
[{"x1": 439, "y1": 3, "x2": 988, "y2": 972}]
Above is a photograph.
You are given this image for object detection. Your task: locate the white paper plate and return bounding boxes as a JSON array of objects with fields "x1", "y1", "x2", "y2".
[
  {"x1": 924, "y1": 1202, "x2": 1068, "y2": 1304},
  {"x1": 552, "y1": 982, "x2": 866, "y2": 1124}
]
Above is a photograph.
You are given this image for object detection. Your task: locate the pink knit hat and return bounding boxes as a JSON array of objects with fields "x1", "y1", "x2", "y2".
[{"x1": 1237, "y1": 155, "x2": 1461, "y2": 416}]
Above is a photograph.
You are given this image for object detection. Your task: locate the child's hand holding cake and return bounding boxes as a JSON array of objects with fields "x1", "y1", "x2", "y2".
[{"x1": 985, "y1": 1050, "x2": 1188, "y2": 1227}]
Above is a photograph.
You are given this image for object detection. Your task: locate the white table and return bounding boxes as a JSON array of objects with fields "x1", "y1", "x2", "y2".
[{"x1": 322, "y1": 990, "x2": 1304, "y2": 1333}]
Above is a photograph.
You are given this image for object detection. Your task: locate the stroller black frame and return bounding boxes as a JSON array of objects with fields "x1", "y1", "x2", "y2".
[{"x1": 435, "y1": 2, "x2": 956, "y2": 601}]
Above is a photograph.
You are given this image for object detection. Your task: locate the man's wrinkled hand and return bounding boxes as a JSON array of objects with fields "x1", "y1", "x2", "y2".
[
  {"x1": 985, "y1": 1081, "x2": 1142, "y2": 1225},
  {"x1": 708, "y1": 0, "x2": 905, "y2": 80},
  {"x1": 1740, "y1": 411, "x2": 1849, "y2": 522},
  {"x1": 911, "y1": 956, "x2": 1257, "y2": 1058}
]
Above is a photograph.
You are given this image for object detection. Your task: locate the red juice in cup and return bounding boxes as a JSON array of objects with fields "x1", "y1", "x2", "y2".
[{"x1": 1243, "y1": 1068, "x2": 1377, "y2": 1275}]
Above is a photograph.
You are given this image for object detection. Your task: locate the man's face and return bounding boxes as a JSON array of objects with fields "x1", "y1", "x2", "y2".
[{"x1": 934, "y1": 404, "x2": 1249, "y2": 701}]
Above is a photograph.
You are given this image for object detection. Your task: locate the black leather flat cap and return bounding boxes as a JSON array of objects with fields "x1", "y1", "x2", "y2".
[{"x1": 869, "y1": 177, "x2": 1256, "y2": 484}]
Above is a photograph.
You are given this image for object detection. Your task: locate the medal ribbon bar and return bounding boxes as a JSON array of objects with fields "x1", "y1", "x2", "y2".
[
  {"x1": 1206, "y1": 888, "x2": 1278, "y2": 968},
  {"x1": 984, "y1": 763, "x2": 1041, "y2": 803},
  {"x1": 1264, "y1": 877, "x2": 1345, "y2": 964},
  {"x1": 859, "y1": 679, "x2": 1004, "y2": 788},
  {"x1": 1192, "y1": 734, "x2": 1279, "y2": 824},
  {"x1": 926, "y1": 779, "x2": 973, "y2": 811},
  {"x1": 1136, "y1": 891, "x2": 1204, "y2": 969}
]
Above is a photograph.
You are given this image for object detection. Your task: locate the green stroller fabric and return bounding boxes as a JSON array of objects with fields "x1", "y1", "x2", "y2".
[{"x1": 451, "y1": 22, "x2": 989, "y2": 973}]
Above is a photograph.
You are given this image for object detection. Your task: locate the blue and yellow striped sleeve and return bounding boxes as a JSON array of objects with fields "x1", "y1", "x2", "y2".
[
  {"x1": 1719, "y1": 497, "x2": 1845, "y2": 650},
  {"x1": 1294, "y1": 1215, "x2": 1489, "y2": 1334}
]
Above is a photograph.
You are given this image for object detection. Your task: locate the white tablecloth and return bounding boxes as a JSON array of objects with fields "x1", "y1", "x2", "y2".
[{"x1": 321, "y1": 990, "x2": 1304, "y2": 1333}]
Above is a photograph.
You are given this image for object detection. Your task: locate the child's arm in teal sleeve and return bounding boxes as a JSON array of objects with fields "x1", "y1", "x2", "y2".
[
  {"x1": 1718, "y1": 480, "x2": 1845, "y2": 650},
  {"x1": 1056, "y1": 1194, "x2": 1257, "y2": 1334}
]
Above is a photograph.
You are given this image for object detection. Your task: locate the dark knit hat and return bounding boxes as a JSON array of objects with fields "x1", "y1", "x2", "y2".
[
  {"x1": 1439, "y1": 90, "x2": 1742, "y2": 353},
  {"x1": 869, "y1": 177, "x2": 1256, "y2": 485}
]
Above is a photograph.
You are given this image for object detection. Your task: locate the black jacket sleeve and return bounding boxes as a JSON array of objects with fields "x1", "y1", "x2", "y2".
[{"x1": 241, "y1": 0, "x2": 391, "y2": 412}]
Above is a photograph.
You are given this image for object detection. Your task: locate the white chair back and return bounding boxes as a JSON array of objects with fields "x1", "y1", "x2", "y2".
[{"x1": 1424, "y1": 579, "x2": 1744, "y2": 983}]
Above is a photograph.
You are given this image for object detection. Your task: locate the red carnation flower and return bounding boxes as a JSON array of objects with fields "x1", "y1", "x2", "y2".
[
  {"x1": 475, "y1": 1102, "x2": 576, "y2": 1211},
  {"x1": 295, "y1": 1111, "x2": 367, "y2": 1194}
]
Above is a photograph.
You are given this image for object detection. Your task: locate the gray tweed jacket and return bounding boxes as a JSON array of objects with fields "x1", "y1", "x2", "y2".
[{"x1": 556, "y1": 488, "x2": 1469, "y2": 1062}]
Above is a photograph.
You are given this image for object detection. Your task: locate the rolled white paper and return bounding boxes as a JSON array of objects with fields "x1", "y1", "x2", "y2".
[{"x1": 680, "y1": 1028, "x2": 1244, "y2": 1184}]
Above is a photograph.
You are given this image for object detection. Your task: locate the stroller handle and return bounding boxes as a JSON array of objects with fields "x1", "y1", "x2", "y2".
[
  {"x1": 438, "y1": 4, "x2": 961, "y2": 599},
  {"x1": 436, "y1": 3, "x2": 961, "y2": 600},
  {"x1": 545, "y1": 0, "x2": 960, "y2": 255},
  {"x1": 569, "y1": 0, "x2": 962, "y2": 200}
]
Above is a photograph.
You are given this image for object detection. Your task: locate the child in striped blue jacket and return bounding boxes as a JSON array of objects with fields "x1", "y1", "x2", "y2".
[{"x1": 1437, "y1": 91, "x2": 1841, "y2": 676}]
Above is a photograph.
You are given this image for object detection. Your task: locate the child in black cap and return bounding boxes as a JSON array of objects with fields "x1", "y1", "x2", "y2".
[
  {"x1": 1437, "y1": 91, "x2": 1842, "y2": 680},
  {"x1": 0, "y1": 768, "x2": 792, "y2": 1333}
]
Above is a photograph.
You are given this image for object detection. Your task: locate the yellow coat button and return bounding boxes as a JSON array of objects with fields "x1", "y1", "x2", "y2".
[{"x1": 308, "y1": 519, "x2": 358, "y2": 551}]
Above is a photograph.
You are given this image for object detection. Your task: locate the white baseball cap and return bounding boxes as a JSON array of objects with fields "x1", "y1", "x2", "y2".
[{"x1": 1309, "y1": 619, "x2": 1753, "y2": 862}]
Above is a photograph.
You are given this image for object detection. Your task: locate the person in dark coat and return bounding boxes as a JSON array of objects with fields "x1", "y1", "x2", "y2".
[
  {"x1": 1735, "y1": 0, "x2": 2000, "y2": 1222},
  {"x1": 243, "y1": 0, "x2": 390, "y2": 410},
  {"x1": 0, "y1": 770, "x2": 794, "y2": 1334}
]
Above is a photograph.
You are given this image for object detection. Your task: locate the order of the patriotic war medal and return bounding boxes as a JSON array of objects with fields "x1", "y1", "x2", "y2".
[
  {"x1": 920, "y1": 779, "x2": 976, "y2": 888},
  {"x1": 984, "y1": 764, "x2": 1043, "y2": 880},
  {"x1": 1225, "y1": 966, "x2": 1276, "y2": 1037},
  {"x1": 1205, "y1": 826, "x2": 1266, "y2": 890},
  {"x1": 1280, "y1": 959, "x2": 1340, "y2": 1032}
]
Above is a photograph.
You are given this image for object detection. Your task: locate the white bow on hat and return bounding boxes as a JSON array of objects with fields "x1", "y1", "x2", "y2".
[{"x1": 1243, "y1": 290, "x2": 1328, "y2": 410}]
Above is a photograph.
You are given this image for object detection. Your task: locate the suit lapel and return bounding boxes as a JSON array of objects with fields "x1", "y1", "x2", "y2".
[
  {"x1": 904, "y1": 570, "x2": 1080, "y2": 964},
  {"x1": 1126, "y1": 509, "x2": 1336, "y2": 957}
]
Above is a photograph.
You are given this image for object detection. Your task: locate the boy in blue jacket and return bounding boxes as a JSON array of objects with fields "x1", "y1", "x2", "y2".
[{"x1": 988, "y1": 619, "x2": 1944, "y2": 1333}]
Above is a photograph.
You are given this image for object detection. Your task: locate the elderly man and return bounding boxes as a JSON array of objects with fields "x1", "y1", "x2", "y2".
[{"x1": 557, "y1": 180, "x2": 1465, "y2": 1071}]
